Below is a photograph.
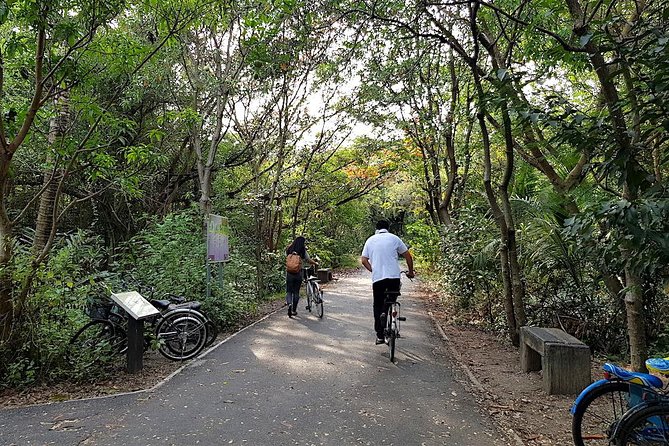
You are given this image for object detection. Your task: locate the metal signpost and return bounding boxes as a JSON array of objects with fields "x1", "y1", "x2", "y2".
[
  {"x1": 206, "y1": 214, "x2": 230, "y2": 299},
  {"x1": 111, "y1": 291, "x2": 160, "y2": 374}
]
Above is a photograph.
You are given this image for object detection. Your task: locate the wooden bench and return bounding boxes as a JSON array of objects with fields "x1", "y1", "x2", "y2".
[
  {"x1": 520, "y1": 326, "x2": 591, "y2": 395},
  {"x1": 316, "y1": 268, "x2": 332, "y2": 283}
]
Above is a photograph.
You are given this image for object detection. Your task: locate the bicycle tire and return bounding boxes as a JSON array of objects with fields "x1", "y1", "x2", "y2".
[
  {"x1": 315, "y1": 288, "x2": 324, "y2": 318},
  {"x1": 156, "y1": 311, "x2": 207, "y2": 361},
  {"x1": 204, "y1": 319, "x2": 218, "y2": 347},
  {"x1": 388, "y1": 327, "x2": 396, "y2": 362},
  {"x1": 572, "y1": 381, "x2": 632, "y2": 446},
  {"x1": 68, "y1": 319, "x2": 126, "y2": 367},
  {"x1": 306, "y1": 281, "x2": 314, "y2": 312},
  {"x1": 615, "y1": 402, "x2": 669, "y2": 445}
]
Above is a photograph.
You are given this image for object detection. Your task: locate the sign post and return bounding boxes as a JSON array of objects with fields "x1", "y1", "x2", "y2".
[
  {"x1": 111, "y1": 291, "x2": 160, "y2": 374},
  {"x1": 206, "y1": 215, "x2": 230, "y2": 299}
]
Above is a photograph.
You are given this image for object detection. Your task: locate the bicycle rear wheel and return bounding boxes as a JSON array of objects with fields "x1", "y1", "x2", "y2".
[
  {"x1": 68, "y1": 320, "x2": 126, "y2": 368},
  {"x1": 387, "y1": 326, "x2": 396, "y2": 362},
  {"x1": 615, "y1": 402, "x2": 669, "y2": 445},
  {"x1": 204, "y1": 319, "x2": 218, "y2": 347},
  {"x1": 314, "y1": 288, "x2": 324, "y2": 318},
  {"x1": 156, "y1": 311, "x2": 207, "y2": 361},
  {"x1": 572, "y1": 381, "x2": 632, "y2": 446}
]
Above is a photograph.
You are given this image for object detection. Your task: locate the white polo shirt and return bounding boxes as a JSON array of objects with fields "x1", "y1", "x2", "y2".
[{"x1": 361, "y1": 229, "x2": 408, "y2": 283}]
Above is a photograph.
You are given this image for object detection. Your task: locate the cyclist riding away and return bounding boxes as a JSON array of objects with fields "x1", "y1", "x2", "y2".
[{"x1": 360, "y1": 220, "x2": 415, "y2": 345}]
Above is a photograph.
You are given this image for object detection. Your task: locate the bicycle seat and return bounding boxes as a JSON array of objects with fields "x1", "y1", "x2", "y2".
[
  {"x1": 646, "y1": 358, "x2": 669, "y2": 376},
  {"x1": 151, "y1": 300, "x2": 202, "y2": 312},
  {"x1": 603, "y1": 363, "x2": 664, "y2": 388},
  {"x1": 171, "y1": 301, "x2": 202, "y2": 311},
  {"x1": 151, "y1": 299, "x2": 172, "y2": 310}
]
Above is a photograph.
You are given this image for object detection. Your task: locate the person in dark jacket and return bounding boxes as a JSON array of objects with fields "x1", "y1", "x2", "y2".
[{"x1": 285, "y1": 236, "x2": 317, "y2": 317}]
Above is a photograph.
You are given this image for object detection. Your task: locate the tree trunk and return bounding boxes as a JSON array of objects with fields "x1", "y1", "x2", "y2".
[
  {"x1": 565, "y1": 0, "x2": 646, "y2": 370},
  {"x1": 624, "y1": 268, "x2": 647, "y2": 371},
  {"x1": 0, "y1": 158, "x2": 13, "y2": 340},
  {"x1": 469, "y1": 0, "x2": 520, "y2": 345},
  {"x1": 499, "y1": 102, "x2": 527, "y2": 332},
  {"x1": 33, "y1": 92, "x2": 69, "y2": 254},
  {"x1": 475, "y1": 92, "x2": 518, "y2": 345}
]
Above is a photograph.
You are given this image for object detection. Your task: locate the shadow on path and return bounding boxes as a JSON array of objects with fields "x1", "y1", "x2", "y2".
[{"x1": 0, "y1": 271, "x2": 508, "y2": 446}]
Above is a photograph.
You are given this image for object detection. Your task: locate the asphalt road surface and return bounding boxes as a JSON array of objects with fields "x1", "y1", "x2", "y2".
[{"x1": 0, "y1": 271, "x2": 508, "y2": 445}]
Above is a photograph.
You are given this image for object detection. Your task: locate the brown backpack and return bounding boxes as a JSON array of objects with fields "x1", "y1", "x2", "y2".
[{"x1": 286, "y1": 252, "x2": 302, "y2": 274}]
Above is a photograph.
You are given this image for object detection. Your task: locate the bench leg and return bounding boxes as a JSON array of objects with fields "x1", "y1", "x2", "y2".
[
  {"x1": 543, "y1": 343, "x2": 591, "y2": 394},
  {"x1": 520, "y1": 341, "x2": 541, "y2": 372},
  {"x1": 520, "y1": 328, "x2": 542, "y2": 372}
]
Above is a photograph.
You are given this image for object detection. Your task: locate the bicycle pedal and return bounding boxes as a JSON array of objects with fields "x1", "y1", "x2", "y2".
[{"x1": 398, "y1": 317, "x2": 406, "y2": 321}]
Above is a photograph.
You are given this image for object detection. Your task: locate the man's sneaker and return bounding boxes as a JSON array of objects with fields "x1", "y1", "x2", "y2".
[{"x1": 375, "y1": 337, "x2": 385, "y2": 345}]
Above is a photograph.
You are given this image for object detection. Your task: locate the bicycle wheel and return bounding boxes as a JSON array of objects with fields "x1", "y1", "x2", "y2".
[
  {"x1": 204, "y1": 319, "x2": 218, "y2": 347},
  {"x1": 572, "y1": 381, "x2": 632, "y2": 446},
  {"x1": 68, "y1": 320, "x2": 126, "y2": 367},
  {"x1": 615, "y1": 402, "x2": 669, "y2": 445},
  {"x1": 306, "y1": 281, "x2": 314, "y2": 312},
  {"x1": 388, "y1": 325, "x2": 396, "y2": 362},
  {"x1": 314, "y1": 288, "x2": 324, "y2": 318},
  {"x1": 156, "y1": 311, "x2": 207, "y2": 361}
]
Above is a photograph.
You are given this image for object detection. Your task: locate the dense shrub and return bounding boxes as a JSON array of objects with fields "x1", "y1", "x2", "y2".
[
  {"x1": 436, "y1": 209, "x2": 503, "y2": 324},
  {"x1": 0, "y1": 231, "x2": 110, "y2": 387}
]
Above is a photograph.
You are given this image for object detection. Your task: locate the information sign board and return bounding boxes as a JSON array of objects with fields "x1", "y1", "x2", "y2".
[
  {"x1": 111, "y1": 291, "x2": 160, "y2": 320},
  {"x1": 207, "y1": 214, "x2": 230, "y2": 262}
]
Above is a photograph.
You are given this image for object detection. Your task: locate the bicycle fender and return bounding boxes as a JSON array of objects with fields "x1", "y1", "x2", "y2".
[{"x1": 570, "y1": 379, "x2": 612, "y2": 415}]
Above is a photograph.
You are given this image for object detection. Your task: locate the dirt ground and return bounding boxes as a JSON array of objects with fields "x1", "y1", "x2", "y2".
[
  {"x1": 0, "y1": 275, "x2": 599, "y2": 445},
  {"x1": 417, "y1": 283, "x2": 581, "y2": 445}
]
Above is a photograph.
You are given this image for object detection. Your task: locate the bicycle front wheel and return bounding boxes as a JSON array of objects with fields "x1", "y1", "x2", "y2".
[
  {"x1": 615, "y1": 402, "x2": 669, "y2": 445},
  {"x1": 314, "y1": 288, "x2": 324, "y2": 318},
  {"x1": 156, "y1": 311, "x2": 208, "y2": 361},
  {"x1": 572, "y1": 381, "x2": 632, "y2": 446},
  {"x1": 68, "y1": 320, "x2": 126, "y2": 368},
  {"x1": 306, "y1": 281, "x2": 314, "y2": 312}
]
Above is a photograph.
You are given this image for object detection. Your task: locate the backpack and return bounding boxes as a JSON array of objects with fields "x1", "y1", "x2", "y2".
[{"x1": 286, "y1": 252, "x2": 302, "y2": 274}]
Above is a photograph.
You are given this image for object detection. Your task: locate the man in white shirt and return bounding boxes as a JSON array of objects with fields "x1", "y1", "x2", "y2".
[{"x1": 360, "y1": 220, "x2": 415, "y2": 345}]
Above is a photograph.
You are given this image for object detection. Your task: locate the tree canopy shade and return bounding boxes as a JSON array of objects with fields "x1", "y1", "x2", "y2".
[{"x1": 0, "y1": 0, "x2": 667, "y2": 386}]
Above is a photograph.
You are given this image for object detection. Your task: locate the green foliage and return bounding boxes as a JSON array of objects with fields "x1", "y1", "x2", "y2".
[
  {"x1": 118, "y1": 208, "x2": 280, "y2": 327},
  {"x1": 405, "y1": 220, "x2": 442, "y2": 267},
  {"x1": 0, "y1": 231, "x2": 109, "y2": 387},
  {"x1": 564, "y1": 192, "x2": 669, "y2": 278},
  {"x1": 437, "y1": 210, "x2": 501, "y2": 315},
  {"x1": 119, "y1": 209, "x2": 207, "y2": 298}
]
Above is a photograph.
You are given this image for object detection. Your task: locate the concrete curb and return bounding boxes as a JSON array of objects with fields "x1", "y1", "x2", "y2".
[{"x1": 429, "y1": 312, "x2": 526, "y2": 446}]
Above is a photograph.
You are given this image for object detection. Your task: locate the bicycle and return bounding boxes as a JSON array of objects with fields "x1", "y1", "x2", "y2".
[
  {"x1": 571, "y1": 360, "x2": 668, "y2": 445},
  {"x1": 611, "y1": 358, "x2": 669, "y2": 445},
  {"x1": 379, "y1": 271, "x2": 411, "y2": 362},
  {"x1": 69, "y1": 292, "x2": 214, "y2": 365},
  {"x1": 115, "y1": 277, "x2": 219, "y2": 349},
  {"x1": 303, "y1": 265, "x2": 324, "y2": 319}
]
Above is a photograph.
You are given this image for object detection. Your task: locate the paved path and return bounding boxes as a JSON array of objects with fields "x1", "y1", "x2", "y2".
[{"x1": 0, "y1": 272, "x2": 507, "y2": 445}]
